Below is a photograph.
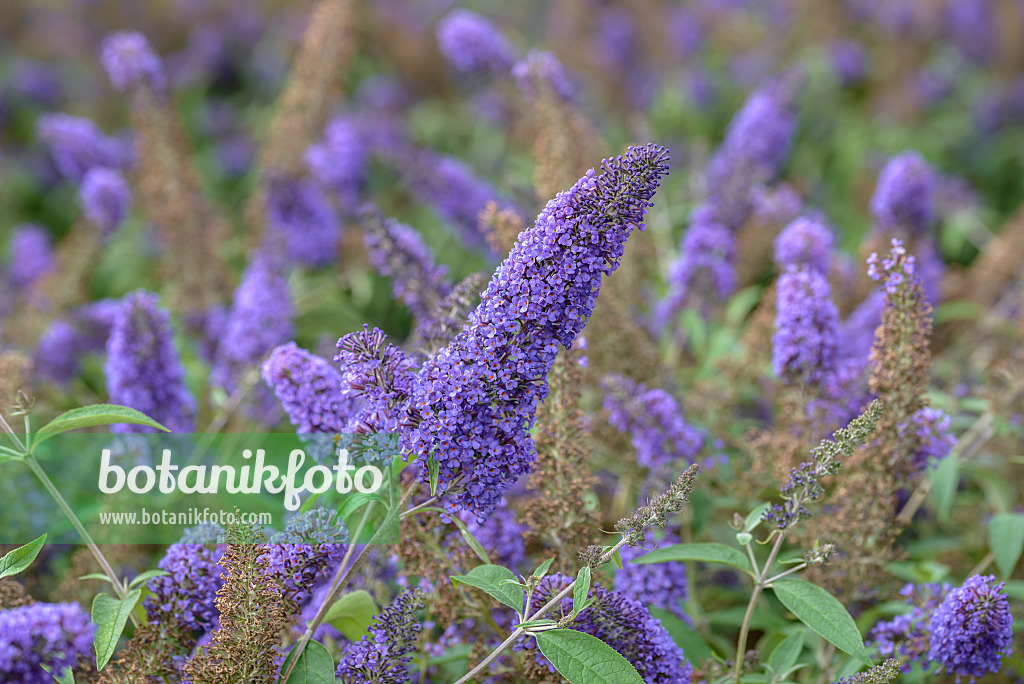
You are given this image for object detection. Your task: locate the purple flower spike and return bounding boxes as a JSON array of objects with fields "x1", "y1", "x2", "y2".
[
  {"x1": 408, "y1": 145, "x2": 670, "y2": 519},
  {"x1": 262, "y1": 342, "x2": 354, "y2": 436},
  {"x1": 36, "y1": 113, "x2": 127, "y2": 181},
  {"x1": 100, "y1": 31, "x2": 167, "y2": 92},
  {"x1": 305, "y1": 115, "x2": 368, "y2": 212},
  {"x1": 772, "y1": 266, "x2": 840, "y2": 385},
  {"x1": 928, "y1": 575, "x2": 1013, "y2": 681},
  {"x1": 774, "y1": 216, "x2": 834, "y2": 274},
  {"x1": 870, "y1": 152, "x2": 935, "y2": 235},
  {"x1": 436, "y1": 9, "x2": 517, "y2": 75},
  {"x1": 265, "y1": 176, "x2": 340, "y2": 268},
  {"x1": 105, "y1": 291, "x2": 196, "y2": 433},
  {"x1": 0, "y1": 603, "x2": 95, "y2": 684},
  {"x1": 211, "y1": 248, "x2": 295, "y2": 395},
  {"x1": 7, "y1": 224, "x2": 53, "y2": 289},
  {"x1": 79, "y1": 167, "x2": 132, "y2": 236},
  {"x1": 336, "y1": 589, "x2": 425, "y2": 684}
]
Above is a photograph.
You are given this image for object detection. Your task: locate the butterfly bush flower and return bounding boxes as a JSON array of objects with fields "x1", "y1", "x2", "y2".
[
  {"x1": 265, "y1": 176, "x2": 340, "y2": 268},
  {"x1": 0, "y1": 602, "x2": 94, "y2": 683},
  {"x1": 829, "y1": 40, "x2": 868, "y2": 86},
  {"x1": 336, "y1": 325, "x2": 418, "y2": 436},
  {"x1": 772, "y1": 266, "x2": 840, "y2": 384},
  {"x1": 602, "y1": 374, "x2": 703, "y2": 477},
  {"x1": 264, "y1": 508, "x2": 349, "y2": 603},
  {"x1": 528, "y1": 574, "x2": 692, "y2": 683},
  {"x1": 707, "y1": 76, "x2": 799, "y2": 228},
  {"x1": 79, "y1": 167, "x2": 132, "y2": 236},
  {"x1": 7, "y1": 224, "x2": 53, "y2": 288},
  {"x1": 305, "y1": 115, "x2": 367, "y2": 211},
  {"x1": 512, "y1": 50, "x2": 574, "y2": 101},
  {"x1": 145, "y1": 524, "x2": 226, "y2": 633},
  {"x1": 869, "y1": 582, "x2": 949, "y2": 666},
  {"x1": 211, "y1": 247, "x2": 295, "y2": 395},
  {"x1": 436, "y1": 9, "x2": 517, "y2": 75},
  {"x1": 336, "y1": 589, "x2": 425, "y2": 684},
  {"x1": 100, "y1": 31, "x2": 167, "y2": 92},
  {"x1": 928, "y1": 574, "x2": 1013, "y2": 681},
  {"x1": 870, "y1": 152, "x2": 935, "y2": 235},
  {"x1": 458, "y1": 501, "x2": 527, "y2": 571},
  {"x1": 362, "y1": 207, "x2": 453, "y2": 322},
  {"x1": 404, "y1": 148, "x2": 515, "y2": 251},
  {"x1": 36, "y1": 113, "x2": 127, "y2": 181},
  {"x1": 408, "y1": 145, "x2": 670, "y2": 519},
  {"x1": 34, "y1": 299, "x2": 120, "y2": 385},
  {"x1": 774, "y1": 216, "x2": 833, "y2": 273},
  {"x1": 655, "y1": 204, "x2": 736, "y2": 327},
  {"x1": 105, "y1": 291, "x2": 196, "y2": 432},
  {"x1": 945, "y1": 0, "x2": 994, "y2": 64},
  {"x1": 900, "y1": 407, "x2": 956, "y2": 474},
  {"x1": 263, "y1": 342, "x2": 355, "y2": 438},
  {"x1": 616, "y1": 528, "x2": 690, "y2": 622}
]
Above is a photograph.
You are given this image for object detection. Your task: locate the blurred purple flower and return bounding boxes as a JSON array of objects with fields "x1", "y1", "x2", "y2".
[
  {"x1": 870, "y1": 152, "x2": 935, "y2": 235},
  {"x1": 36, "y1": 113, "x2": 127, "y2": 181},
  {"x1": 79, "y1": 167, "x2": 131, "y2": 235},
  {"x1": 773, "y1": 266, "x2": 840, "y2": 385},
  {"x1": 100, "y1": 31, "x2": 167, "y2": 92},
  {"x1": 265, "y1": 176, "x2": 340, "y2": 268},
  {"x1": 436, "y1": 9, "x2": 517, "y2": 75},
  {"x1": 774, "y1": 216, "x2": 833, "y2": 273},
  {"x1": 7, "y1": 224, "x2": 53, "y2": 289}
]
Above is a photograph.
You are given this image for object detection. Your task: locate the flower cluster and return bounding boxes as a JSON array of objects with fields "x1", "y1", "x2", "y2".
[
  {"x1": 34, "y1": 299, "x2": 120, "y2": 385},
  {"x1": 264, "y1": 508, "x2": 349, "y2": 602},
  {"x1": 211, "y1": 247, "x2": 295, "y2": 396},
  {"x1": 6, "y1": 225, "x2": 53, "y2": 289},
  {"x1": 772, "y1": 266, "x2": 840, "y2": 385},
  {"x1": 78, "y1": 167, "x2": 132, "y2": 236},
  {"x1": 0, "y1": 602, "x2": 94, "y2": 684},
  {"x1": 616, "y1": 528, "x2": 690, "y2": 622},
  {"x1": 335, "y1": 325, "x2": 418, "y2": 435},
  {"x1": 602, "y1": 374, "x2": 704, "y2": 479},
  {"x1": 774, "y1": 216, "x2": 834, "y2": 273},
  {"x1": 899, "y1": 406, "x2": 956, "y2": 474},
  {"x1": 868, "y1": 582, "x2": 949, "y2": 666},
  {"x1": 436, "y1": 9, "x2": 518, "y2": 75},
  {"x1": 362, "y1": 206, "x2": 453, "y2": 322},
  {"x1": 928, "y1": 574, "x2": 1013, "y2": 681},
  {"x1": 263, "y1": 342, "x2": 355, "y2": 438},
  {"x1": 264, "y1": 176, "x2": 340, "y2": 268},
  {"x1": 867, "y1": 238, "x2": 916, "y2": 294},
  {"x1": 305, "y1": 114, "x2": 367, "y2": 211},
  {"x1": 407, "y1": 144, "x2": 670, "y2": 519},
  {"x1": 100, "y1": 31, "x2": 167, "y2": 92},
  {"x1": 145, "y1": 524, "x2": 226, "y2": 633},
  {"x1": 336, "y1": 589, "x2": 425, "y2": 684},
  {"x1": 36, "y1": 113, "x2": 128, "y2": 182},
  {"x1": 869, "y1": 152, "x2": 935, "y2": 235},
  {"x1": 104, "y1": 291, "x2": 196, "y2": 433},
  {"x1": 655, "y1": 204, "x2": 736, "y2": 326}
]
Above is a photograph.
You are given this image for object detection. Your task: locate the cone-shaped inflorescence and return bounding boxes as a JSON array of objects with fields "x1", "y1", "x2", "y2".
[
  {"x1": 105, "y1": 291, "x2": 197, "y2": 432},
  {"x1": 407, "y1": 144, "x2": 670, "y2": 519}
]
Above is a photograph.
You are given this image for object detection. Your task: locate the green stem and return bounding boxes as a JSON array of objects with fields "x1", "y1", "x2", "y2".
[
  {"x1": 733, "y1": 531, "x2": 786, "y2": 684},
  {"x1": 23, "y1": 455, "x2": 140, "y2": 628}
]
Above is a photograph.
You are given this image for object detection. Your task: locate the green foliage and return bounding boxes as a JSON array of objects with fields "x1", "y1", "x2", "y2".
[
  {"x1": 770, "y1": 580, "x2": 871, "y2": 666},
  {"x1": 324, "y1": 591, "x2": 380, "y2": 641},
  {"x1": 450, "y1": 564, "x2": 525, "y2": 615},
  {"x1": 280, "y1": 640, "x2": 336, "y2": 684},
  {"x1": 92, "y1": 589, "x2": 142, "y2": 670},
  {"x1": 533, "y1": 629, "x2": 645, "y2": 684},
  {"x1": 0, "y1": 533, "x2": 46, "y2": 579}
]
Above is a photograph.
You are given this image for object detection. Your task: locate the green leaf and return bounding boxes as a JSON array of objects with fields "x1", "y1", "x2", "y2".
[
  {"x1": 41, "y1": 665, "x2": 75, "y2": 684},
  {"x1": 770, "y1": 580, "x2": 871, "y2": 665},
  {"x1": 428, "y1": 455, "x2": 440, "y2": 496},
  {"x1": 928, "y1": 451, "x2": 958, "y2": 522},
  {"x1": 92, "y1": 589, "x2": 142, "y2": 670},
  {"x1": 572, "y1": 567, "x2": 591, "y2": 619},
  {"x1": 280, "y1": 640, "x2": 336, "y2": 684},
  {"x1": 1004, "y1": 580, "x2": 1024, "y2": 601},
  {"x1": 649, "y1": 607, "x2": 713, "y2": 665},
  {"x1": 336, "y1": 492, "x2": 386, "y2": 525},
  {"x1": 451, "y1": 565, "x2": 524, "y2": 615},
  {"x1": 127, "y1": 569, "x2": 170, "y2": 589},
  {"x1": 744, "y1": 503, "x2": 771, "y2": 532},
  {"x1": 766, "y1": 631, "x2": 804, "y2": 678},
  {"x1": 611, "y1": 548, "x2": 622, "y2": 570},
  {"x1": 35, "y1": 405, "x2": 168, "y2": 446},
  {"x1": 79, "y1": 573, "x2": 115, "y2": 584},
  {"x1": 989, "y1": 512, "x2": 1024, "y2": 577},
  {"x1": 534, "y1": 629, "x2": 645, "y2": 684},
  {"x1": 324, "y1": 590, "x2": 379, "y2": 641},
  {"x1": 0, "y1": 533, "x2": 46, "y2": 579},
  {"x1": 533, "y1": 558, "x2": 555, "y2": 580},
  {"x1": 632, "y1": 542, "x2": 754, "y2": 576}
]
